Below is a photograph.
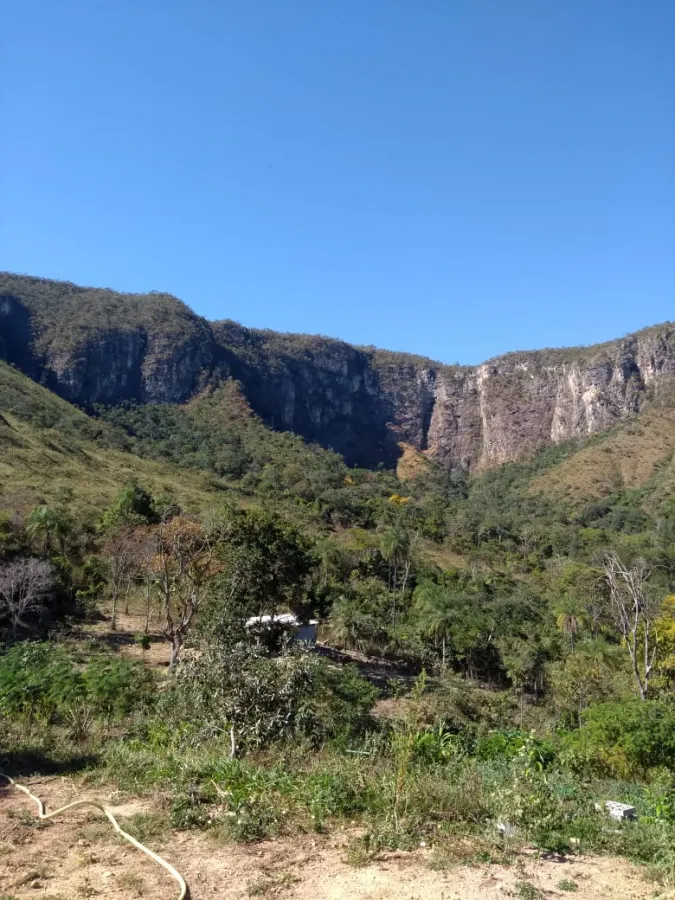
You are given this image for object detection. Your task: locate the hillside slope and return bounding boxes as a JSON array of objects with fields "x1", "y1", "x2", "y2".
[
  {"x1": 2, "y1": 272, "x2": 675, "y2": 471},
  {"x1": 0, "y1": 361, "x2": 228, "y2": 517},
  {"x1": 531, "y1": 392, "x2": 675, "y2": 504}
]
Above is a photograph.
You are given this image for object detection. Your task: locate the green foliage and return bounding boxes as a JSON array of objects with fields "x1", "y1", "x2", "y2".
[
  {"x1": 75, "y1": 555, "x2": 109, "y2": 618},
  {"x1": 475, "y1": 729, "x2": 555, "y2": 767},
  {"x1": 99, "y1": 386, "x2": 361, "y2": 516},
  {"x1": 81, "y1": 656, "x2": 154, "y2": 718},
  {"x1": 218, "y1": 510, "x2": 313, "y2": 615},
  {"x1": 168, "y1": 642, "x2": 320, "y2": 749},
  {"x1": 549, "y1": 639, "x2": 627, "y2": 726},
  {"x1": 0, "y1": 643, "x2": 80, "y2": 722},
  {"x1": 25, "y1": 505, "x2": 73, "y2": 555},
  {"x1": 100, "y1": 482, "x2": 158, "y2": 531},
  {"x1": 0, "y1": 642, "x2": 153, "y2": 724},
  {"x1": 313, "y1": 663, "x2": 379, "y2": 740},
  {"x1": 327, "y1": 578, "x2": 392, "y2": 655},
  {"x1": 515, "y1": 883, "x2": 544, "y2": 900},
  {"x1": 565, "y1": 700, "x2": 675, "y2": 778},
  {"x1": 135, "y1": 632, "x2": 151, "y2": 652}
]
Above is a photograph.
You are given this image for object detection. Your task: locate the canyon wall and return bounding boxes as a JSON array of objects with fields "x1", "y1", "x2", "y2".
[{"x1": 2, "y1": 273, "x2": 674, "y2": 470}]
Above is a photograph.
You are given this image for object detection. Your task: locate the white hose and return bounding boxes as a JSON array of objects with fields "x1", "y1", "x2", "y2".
[{"x1": 0, "y1": 772, "x2": 188, "y2": 899}]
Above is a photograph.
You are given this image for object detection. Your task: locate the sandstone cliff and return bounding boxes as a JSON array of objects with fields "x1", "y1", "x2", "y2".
[{"x1": 1, "y1": 273, "x2": 674, "y2": 470}]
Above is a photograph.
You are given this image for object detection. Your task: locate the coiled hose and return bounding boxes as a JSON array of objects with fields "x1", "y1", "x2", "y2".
[{"x1": 0, "y1": 772, "x2": 188, "y2": 899}]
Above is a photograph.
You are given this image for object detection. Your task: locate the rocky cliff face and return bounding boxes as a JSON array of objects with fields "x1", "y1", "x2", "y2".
[
  {"x1": 0, "y1": 274, "x2": 222, "y2": 405},
  {"x1": 2, "y1": 273, "x2": 674, "y2": 470},
  {"x1": 375, "y1": 330, "x2": 675, "y2": 470}
]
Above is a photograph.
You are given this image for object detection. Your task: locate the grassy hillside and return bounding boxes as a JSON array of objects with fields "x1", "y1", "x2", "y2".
[
  {"x1": 4, "y1": 349, "x2": 675, "y2": 543},
  {"x1": 0, "y1": 361, "x2": 227, "y2": 518},
  {"x1": 0, "y1": 361, "x2": 402, "y2": 531},
  {"x1": 531, "y1": 395, "x2": 675, "y2": 504}
]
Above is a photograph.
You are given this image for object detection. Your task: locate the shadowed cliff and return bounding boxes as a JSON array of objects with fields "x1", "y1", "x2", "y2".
[{"x1": 2, "y1": 272, "x2": 674, "y2": 470}]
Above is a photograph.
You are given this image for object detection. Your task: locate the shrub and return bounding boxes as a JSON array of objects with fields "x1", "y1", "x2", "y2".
[
  {"x1": 0, "y1": 642, "x2": 80, "y2": 723},
  {"x1": 81, "y1": 656, "x2": 155, "y2": 719},
  {"x1": 167, "y1": 642, "x2": 320, "y2": 751},
  {"x1": 313, "y1": 663, "x2": 379, "y2": 741},
  {"x1": 0, "y1": 642, "x2": 154, "y2": 726},
  {"x1": 565, "y1": 700, "x2": 675, "y2": 778},
  {"x1": 476, "y1": 729, "x2": 556, "y2": 767}
]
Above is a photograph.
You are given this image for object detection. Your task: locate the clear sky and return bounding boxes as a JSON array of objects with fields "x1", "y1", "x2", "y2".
[{"x1": 2, "y1": 1, "x2": 673, "y2": 364}]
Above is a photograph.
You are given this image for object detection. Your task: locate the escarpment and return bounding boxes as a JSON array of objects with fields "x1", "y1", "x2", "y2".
[{"x1": 2, "y1": 272, "x2": 673, "y2": 470}]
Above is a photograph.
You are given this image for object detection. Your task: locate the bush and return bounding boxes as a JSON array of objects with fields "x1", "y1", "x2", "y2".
[
  {"x1": 0, "y1": 642, "x2": 80, "y2": 722},
  {"x1": 565, "y1": 700, "x2": 675, "y2": 778},
  {"x1": 81, "y1": 656, "x2": 154, "y2": 719},
  {"x1": 0, "y1": 642, "x2": 154, "y2": 726},
  {"x1": 167, "y1": 642, "x2": 320, "y2": 750},
  {"x1": 476, "y1": 729, "x2": 556, "y2": 767},
  {"x1": 313, "y1": 663, "x2": 379, "y2": 741}
]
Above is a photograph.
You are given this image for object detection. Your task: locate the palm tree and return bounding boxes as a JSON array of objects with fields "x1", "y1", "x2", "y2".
[
  {"x1": 26, "y1": 506, "x2": 72, "y2": 556},
  {"x1": 379, "y1": 525, "x2": 412, "y2": 625},
  {"x1": 414, "y1": 582, "x2": 457, "y2": 672},
  {"x1": 314, "y1": 537, "x2": 347, "y2": 588},
  {"x1": 554, "y1": 595, "x2": 586, "y2": 652},
  {"x1": 327, "y1": 596, "x2": 366, "y2": 653}
]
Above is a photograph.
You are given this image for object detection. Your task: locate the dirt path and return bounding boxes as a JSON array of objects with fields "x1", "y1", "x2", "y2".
[{"x1": 0, "y1": 776, "x2": 658, "y2": 900}]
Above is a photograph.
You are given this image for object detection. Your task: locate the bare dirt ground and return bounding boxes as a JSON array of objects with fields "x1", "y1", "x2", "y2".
[
  {"x1": 75, "y1": 610, "x2": 172, "y2": 670},
  {"x1": 0, "y1": 775, "x2": 659, "y2": 900}
]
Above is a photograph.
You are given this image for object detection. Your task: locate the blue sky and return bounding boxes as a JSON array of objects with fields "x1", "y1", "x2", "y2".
[{"x1": 2, "y1": 1, "x2": 673, "y2": 364}]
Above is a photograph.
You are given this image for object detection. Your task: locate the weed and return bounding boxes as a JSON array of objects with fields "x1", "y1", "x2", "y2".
[
  {"x1": 5, "y1": 807, "x2": 36, "y2": 826},
  {"x1": 651, "y1": 845, "x2": 675, "y2": 889},
  {"x1": 118, "y1": 872, "x2": 146, "y2": 896},
  {"x1": 246, "y1": 872, "x2": 300, "y2": 895},
  {"x1": 76, "y1": 876, "x2": 99, "y2": 898},
  {"x1": 557, "y1": 880, "x2": 579, "y2": 892},
  {"x1": 515, "y1": 882, "x2": 544, "y2": 900},
  {"x1": 64, "y1": 702, "x2": 96, "y2": 743},
  {"x1": 121, "y1": 811, "x2": 169, "y2": 844},
  {"x1": 76, "y1": 820, "x2": 110, "y2": 843}
]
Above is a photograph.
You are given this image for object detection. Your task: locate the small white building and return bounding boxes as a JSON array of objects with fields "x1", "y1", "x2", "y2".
[{"x1": 245, "y1": 613, "x2": 318, "y2": 646}]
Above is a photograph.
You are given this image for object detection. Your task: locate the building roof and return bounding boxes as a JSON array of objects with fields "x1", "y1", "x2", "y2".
[{"x1": 245, "y1": 614, "x2": 318, "y2": 628}]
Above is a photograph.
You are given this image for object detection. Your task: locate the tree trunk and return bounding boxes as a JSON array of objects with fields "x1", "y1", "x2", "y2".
[
  {"x1": 400, "y1": 558, "x2": 412, "y2": 596},
  {"x1": 169, "y1": 636, "x2": 181, "y2": 669},
  {"x1": 110, "y1": 589, "x2": 118, "y2": 631},
  {"x1": 144, "y1": 577, "x2": 152, "y2": 633}
]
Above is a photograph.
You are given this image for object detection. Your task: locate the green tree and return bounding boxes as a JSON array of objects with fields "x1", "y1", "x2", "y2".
[
  {"x1": 550, "y1": 639, "x2": 626, "y2": 726},
  {"x1": 169, "y1": 641, "x2": 319, "y2": 754},
  {"x1": 26, "y1": 505, "x2": 72, "y2": 556},
  {"x1": 210, "y1": 509, "x2": 314, "y2": 631},
  {"x1": 100, "y1": 482, "x2": 158, "y2": 533},
  {"x1": 413, "y1": 581, "x2": 457, "y2": 671},
  {"x1": 554, "y1": 595, "x2": 586, "y2": 652},
  {"x1": 379, "y1": 523, "x2": 416, "y2": 624},
  {"x1": 327, "y1": 579, "x2": 391, "y2": 655}
]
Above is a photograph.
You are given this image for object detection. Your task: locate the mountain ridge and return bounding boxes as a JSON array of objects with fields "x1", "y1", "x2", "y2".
[{"x1": 2, "y1": 271, "x2": 674, "y2": 471}]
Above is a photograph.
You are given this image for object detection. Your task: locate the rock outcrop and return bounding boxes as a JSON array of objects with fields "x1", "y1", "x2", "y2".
[{"x1": 1, "y1": 273, "x2": 674, "y2": 470}]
